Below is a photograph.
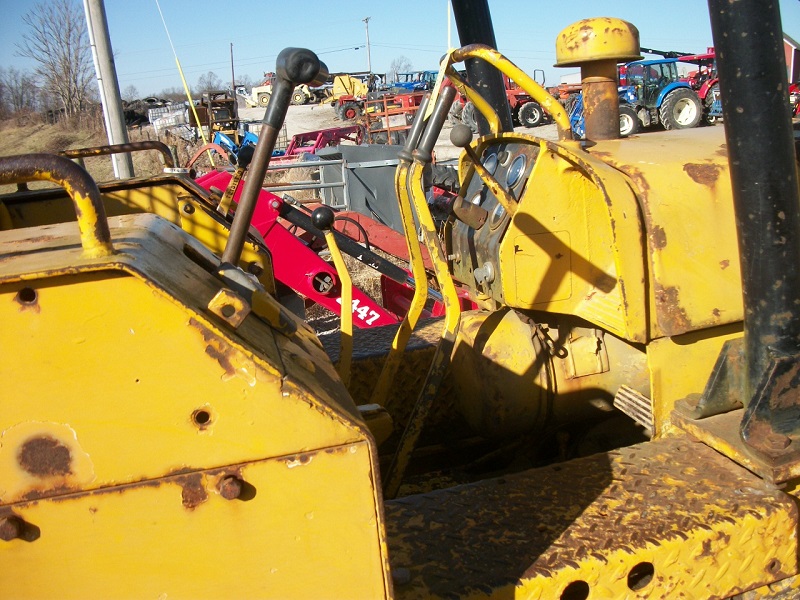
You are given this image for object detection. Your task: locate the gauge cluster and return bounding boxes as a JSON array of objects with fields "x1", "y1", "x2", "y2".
[{"x1": 449, "y1": 140, "x2": 540, "y2": 302}]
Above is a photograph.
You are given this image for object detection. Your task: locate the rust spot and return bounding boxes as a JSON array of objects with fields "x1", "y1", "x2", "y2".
[
  {"x1": 720, "y1": 259, "x2": 730, "y2": 269},
  {"x1": 18, "y1": 437, "x2": 72, "y2": 477},
  {"x1": 282, "y1": 451, "x2": 318, "y2": 467},
  {"x1": 683, "y1": 163, "x2": 722, "y2": 187},
  {"x1": 204, "y1": 344, "x2": 236, "y2": 379},
  {"x1": 655, "y1": 285, "x2": 692, "y2": 334},
  {"x1": 179, "y1": 473, "x2": 207, "y2": 509},
  {"x1": 712, "y1": 308, "x2": 721, "y2": 317},
  {"x1": 21, "y1": 484, "x2": 74, "y2": 502},
  {"x1": 651, "y1": 226, "x2": 667, "y2": 250}
]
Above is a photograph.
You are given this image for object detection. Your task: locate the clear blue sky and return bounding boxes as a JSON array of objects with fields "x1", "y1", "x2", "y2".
[{"x1": 2, "y1": 1, "x2": 799, "y2": 96}]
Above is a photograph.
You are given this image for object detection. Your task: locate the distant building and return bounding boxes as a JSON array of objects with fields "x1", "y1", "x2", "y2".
[{"x1": 785, "y1": 33, "x2": 799, "y2": 83}]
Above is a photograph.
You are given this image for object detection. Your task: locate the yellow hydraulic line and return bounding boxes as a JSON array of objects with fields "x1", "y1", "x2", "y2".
[
  {"x1": 323, "y1": 228, "x2": 353, "y2": 387},
  {"x1": 368, "y1": 97, "x2": 433, "y2": 408},
  {"x1": 450, "y1": 44, "x2": 573, "y2": 140}
]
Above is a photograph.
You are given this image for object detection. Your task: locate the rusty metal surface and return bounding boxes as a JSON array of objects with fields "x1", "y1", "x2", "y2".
[
  {"x1": 588, "y1": 126, "x2": 740, "y2": 338},
  {"x1": 0, "y1": 153, "x2": 113, "y2": 258},
  {"x1": 386, "y1": 435, "x2": 797, "y2": 599},
  {"x1": 59, "y1": 141, "x2": 175, "y2": 168},
  {"x1": 673, "y1": 403, "x2": 800, "y2": 484}
]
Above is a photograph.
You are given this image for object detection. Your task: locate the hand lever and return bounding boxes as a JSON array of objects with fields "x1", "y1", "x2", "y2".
[{"x1": 221, "y1": 48, "x2": 329, "y2": 266}]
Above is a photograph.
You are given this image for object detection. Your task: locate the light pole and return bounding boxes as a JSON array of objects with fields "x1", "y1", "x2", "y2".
[{"x1": 363, "y1": 17, "x2": 372, "y2": 74}]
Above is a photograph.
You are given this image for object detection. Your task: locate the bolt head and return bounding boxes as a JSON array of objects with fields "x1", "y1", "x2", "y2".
[
  {"x1": 218, "y1": 476, "x2": 243, "y2": 500},
  {"x1": 0, "y1": 516, "x2": 23, "y2": 541}
]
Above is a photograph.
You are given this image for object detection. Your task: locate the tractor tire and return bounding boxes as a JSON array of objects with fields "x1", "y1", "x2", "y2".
[
  {"x1": 258, "y1": 93, "x2": 271, "y2": 107},
  {"x1": 448, "y1": 100, "x2": 464, "y2": 125},
  {"x1": 461, "y1": 101, "x2": 479, "y2": 134},
  {"x1": 340, "y1": 101, "x2": 361, "y2": 121},
  {"x1": 618, "y1": 105, "x2": 640, "y2": 136},
  {"x1": 291, "y1": 91, "x2": 307, "y2": 105},
  {"x1": 659, "y1": 88, "x2": 702, "y2": 130},
  {"x1": 704, "y1": 83, "x2": 721, "y2": 125},
  {"x1": 428, "y1": 164, "x2": 460, "y2": 193},
  {"x1": 517, "y1": 101, "x2": 543, "y2": 128}
]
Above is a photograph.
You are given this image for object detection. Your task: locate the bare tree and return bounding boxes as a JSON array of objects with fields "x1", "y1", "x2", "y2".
[
  {"x1": 0, "y1": 67, "x2": 39, "y2": 114},
  {"x1": 158, "y1": 87, "x2": 189, "y2": 103},
  {"x1": 388, "y1": 56, "x2": 413, "y2": 83},
  {"x1": 236, "y1": 73, "x2": 255, "y2": 90},
  {"x1": 121, "y1": 84, "x2": 139, "y2": 103},
  {"x1": 196, "y1": 71, "x2": 222, "y2": 93},
  {"x1": 16, "y1": 0, "x2": 93, "y2": 117}
]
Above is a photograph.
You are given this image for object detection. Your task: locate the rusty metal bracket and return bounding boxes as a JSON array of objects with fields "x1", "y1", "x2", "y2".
[
  {"x1": 741, "y1": 351, "x2": 800, "y2": 457},
  {"x1": 688, "y1": 337, "x2": 745, "y2": 419}
]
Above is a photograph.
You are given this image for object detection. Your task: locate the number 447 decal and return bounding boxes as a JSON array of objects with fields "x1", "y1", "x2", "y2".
[{"x1": 335, "y1": 297, "x2": 382, "y2": 325}]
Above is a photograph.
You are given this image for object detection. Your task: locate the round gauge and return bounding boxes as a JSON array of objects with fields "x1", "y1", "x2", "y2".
[
  {"x1": 470, "y1": 189, "x2": 484, "y2": 205},
  {"x1": 490, "y1": 201, "x2": 506, "y2": 228},
  {"x1": 482, "y1": 152, "x2": 498, "y2": 175},
  {"x1": 506, "y1": 154, "x2": 527, "y2": 188}
]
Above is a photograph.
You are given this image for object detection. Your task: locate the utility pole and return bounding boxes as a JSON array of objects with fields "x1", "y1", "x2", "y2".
[
  {"x1": 230, "y1": 43, "x2": 236, "y2": 94},
  {"x1": 83, "y1": 0, "x2": 133, "y2": 178},
  {"x1": 363, "y1": 17, "x2": 372, "y2": 74}
]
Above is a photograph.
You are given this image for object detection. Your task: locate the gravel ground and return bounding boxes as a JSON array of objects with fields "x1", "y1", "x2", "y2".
[{"x1": 239, "y1": 102, "x2": 560, "y2": 162}]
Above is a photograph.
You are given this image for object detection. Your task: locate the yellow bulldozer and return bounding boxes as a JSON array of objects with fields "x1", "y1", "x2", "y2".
[{"x1": 1, "y1": 1, "x2": 799, "y2": 598}]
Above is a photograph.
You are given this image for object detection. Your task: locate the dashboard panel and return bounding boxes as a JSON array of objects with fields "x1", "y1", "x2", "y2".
[{"x1": 449, "y1": 139, "x2": 541, "y2": 303}]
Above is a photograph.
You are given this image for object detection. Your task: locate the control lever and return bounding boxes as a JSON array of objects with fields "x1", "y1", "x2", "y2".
[
  {"x1": 369, "y1": 94, "x2": 434, "y2": 408},
  {"x1": 383, "y1": 85, "x2": 463, "y2": 499},
  {"x1": 221, "y1": 47, "x2": 329, "y2": 266},
  {"x1": 312, "y1": 206, "x2": 352, "y2": 387},
  {"x1": 217, "y1": 144, "x2": 254, "y2": 216},
  {"x1": 450, "y1": 123, "x2": 518, "y2": 218}
]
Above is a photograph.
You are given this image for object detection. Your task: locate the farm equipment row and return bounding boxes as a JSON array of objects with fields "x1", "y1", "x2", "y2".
[{"x1": 2, "y1": 3, "x2": 800, "y2": 599}]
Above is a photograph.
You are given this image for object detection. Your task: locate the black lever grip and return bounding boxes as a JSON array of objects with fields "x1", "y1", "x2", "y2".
[
  {"x1": 398, "y1": 94, "x2": 431, "y2": 164},
  {"x1": 413, "y1": 85, "x2": 457, "y2": 164}
]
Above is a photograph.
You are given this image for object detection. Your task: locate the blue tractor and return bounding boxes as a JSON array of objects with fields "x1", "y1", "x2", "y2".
[
  {"x1": 568, "y1": 57, "x2": 705, "y2": 138},
  {"x1": 619, "y1": 58, "x2": 704, "y2": 130},
  {"x1": 389, "y1": 70, "x2": 439, "y2": 94}
]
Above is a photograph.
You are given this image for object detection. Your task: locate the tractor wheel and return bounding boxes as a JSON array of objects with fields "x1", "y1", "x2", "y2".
[
  {"x1": 340, "y1": 101, "x2": 361, "y2": 121},
  {"x1": 448, "y1": 100, "x2": 464, "y2": 125},
  {"x1": 291, "y1": 90, "x2": 307, "y2": 105},
  {"x1": 704, "y1": 83, "x2": 721, "y2": 125},
  {"x1": 618, "y1": 105, "x2": 640, "y2": 136},
  {"x1": 258, "y1": 93, "x2": 271, "y2": 107},
  {"x1": 461, "y1": 101, "x2": 479, "y2": 134},
  {"x1": 659, "y1": 88, "x2": 702, "y2": 130},
  {"x1": 429, "y1": 164, "x2": 460, "y2": 193},
  {"x1": 517, "y1": 102, "x2": 543, "y2": 128}
]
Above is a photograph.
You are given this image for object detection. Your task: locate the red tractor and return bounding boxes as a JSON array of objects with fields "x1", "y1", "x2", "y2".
[
  {"x1": 680, "y1": 49, "x2": 722, "y2": 123},
  {"x1": 450, "y1": 72, "x2": 549, "y2": 131}
]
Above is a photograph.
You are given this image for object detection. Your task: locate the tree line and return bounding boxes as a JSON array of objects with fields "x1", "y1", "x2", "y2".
[{"x1": 0, "y1": 0, "x2": 258, "y2": 123}]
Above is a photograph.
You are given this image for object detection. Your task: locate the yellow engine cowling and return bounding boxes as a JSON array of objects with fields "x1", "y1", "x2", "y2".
[
  {"x1": 0, "y1": 213, "x2": 391, "y2": 599},
  {"x1": 448, "y1": 126, "x2": 743, "y2": 439}
]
